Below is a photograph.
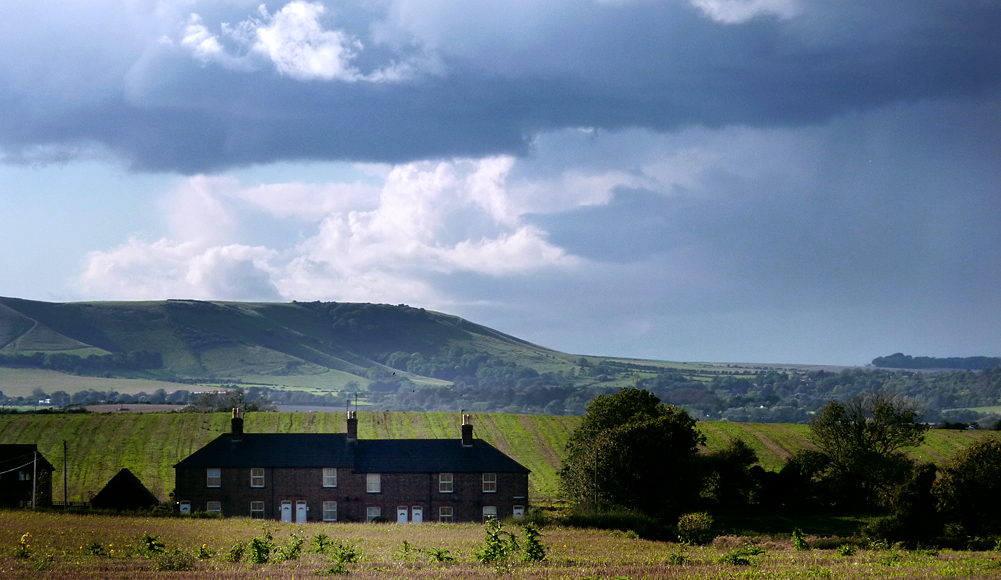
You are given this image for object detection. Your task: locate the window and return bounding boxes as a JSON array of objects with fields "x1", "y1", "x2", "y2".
[
  {"x1": 251, "y1": 501, "x2": 265, "y2": 520},
  {"x1": 19, "y1": 471, "x2": 31, "y2": 481},
  {"x1": 251, "y1": 468, "x2": 265, "y2": 487},
  {"x1": 322, "y1": 468, "x2": 337, "y2": 487},
  {"x1": 482, "y1": 506, "x2": 497, "y2": 522},
  {"x1": 439, "y1": 473, "x2": 453, "y2": 493},
  {"x1": 323, "y1": 501, "x2": 337, "y2": 522},
  {"x1": 439, "y1": 506, "x2": 453, "y2": 523},
  {"x1": 367, "y1": 473, "x2": 381, "y2": 493},
  {"x1": 206, "y1": 501, "x2": 221, "y2": 514},
  {"x1": 366, "y1": 506, "x2": 381, "y2": 522},
  {"x1": 482, "y1": 472, "x2": 497, "y2": 493},
  {"x1": 206, "y1": 468, "x2": 221, "y2": 488}
]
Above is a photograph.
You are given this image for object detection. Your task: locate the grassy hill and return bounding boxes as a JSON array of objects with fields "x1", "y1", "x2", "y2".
[
  {"x1": 0, "y1": 411, "x2": 989, "y2": 505},
  {"x1": 0, "y1": 298, "x2": 582, "y2": 384}
]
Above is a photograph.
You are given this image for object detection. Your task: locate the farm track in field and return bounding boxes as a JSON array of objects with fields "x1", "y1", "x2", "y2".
[{"x1": 0, "y1": 412, "x2": 990, "y2": 504}]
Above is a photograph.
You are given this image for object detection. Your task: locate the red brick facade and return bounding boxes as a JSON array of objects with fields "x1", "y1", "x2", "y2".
[
  {"x1": 173, "y1": 413, "x2": 530, "y2": 523},
  {"x1": 175, "y1": 466, "x2": 528, "y2": 522}
]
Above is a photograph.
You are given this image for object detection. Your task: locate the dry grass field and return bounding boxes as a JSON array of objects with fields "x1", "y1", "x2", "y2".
[{"x1": 3, "y1": 511, "x2": 1001, "y2": 579}]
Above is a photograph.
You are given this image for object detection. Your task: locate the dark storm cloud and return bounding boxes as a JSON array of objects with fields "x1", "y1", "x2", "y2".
[{"x1": 1, "y1": 0, "x2": 999, "y2": 172}]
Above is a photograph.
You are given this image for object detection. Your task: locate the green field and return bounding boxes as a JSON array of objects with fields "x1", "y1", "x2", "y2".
[
  {"x1": 5, "y1": 511, "x2": 1001, "y2": 579},
  {"x1": 0, "y1": 368, "x2": 192, "y2": 399},
  {"x1": 0, "y1": 412, "x2": 990, "y2": 506}
]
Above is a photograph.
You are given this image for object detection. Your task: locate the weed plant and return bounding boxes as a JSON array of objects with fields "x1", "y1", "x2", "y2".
[
  {"x1": 793, "y1": 527, "x2": 811, "y2": 551},
  {"x1": 717, "y1": 544, "x2": 766, "y2": 566},
  {"x1": 152, "y1": 548, "x2": 196, "y2": 571}
]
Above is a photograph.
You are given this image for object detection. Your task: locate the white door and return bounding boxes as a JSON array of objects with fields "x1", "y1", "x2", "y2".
[
  {"x1": 296, "y1": 501, "x2": 307, "y2": 523},
  {"x1": 397, "y1": 506, "x2": 408, "y2": 523},
  {"x1": 281, "y1": 501, "x2": 292, "y2": 522},
  {"x1": 179, "y1": 501, "x2": 191, "y2": 514},
  {"x1": 411, "y1": 506, "x2": 423, "y2": 523},
  {"x1": 513, "y1": 505, "x2": 525, "y2": 519}
]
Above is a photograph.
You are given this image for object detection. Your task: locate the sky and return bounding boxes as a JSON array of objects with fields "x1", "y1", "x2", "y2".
[{"x1": 1, "y1": 0, "x2": 1000, "y2": 366}]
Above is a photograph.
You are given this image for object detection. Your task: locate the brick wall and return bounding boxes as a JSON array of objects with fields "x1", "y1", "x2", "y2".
[{"x1": 175, "y1": 467, "x2": 528, "y2": 523}]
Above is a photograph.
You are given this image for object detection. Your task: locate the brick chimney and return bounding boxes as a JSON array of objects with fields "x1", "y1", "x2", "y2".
[
  {"x1": 461, "y1": 414, "x2": 473, "y2": 447},
  {"x1": 346, "y1": 411, "x2": 358, "y2": 442},
  {"x1": 231, "y1": 408, "x2": 244, "y2": 441}
]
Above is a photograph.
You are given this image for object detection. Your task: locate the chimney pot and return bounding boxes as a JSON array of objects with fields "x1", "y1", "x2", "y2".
[
  {"x1": 461, "y1": 414, "x2": 473, "y2": 447},
  {"x1": 231, "y1": 408, "x2": 244, "y2": 441},
  {"x1": 346, "y1": 411, "x2": 358, "y2": 442}
]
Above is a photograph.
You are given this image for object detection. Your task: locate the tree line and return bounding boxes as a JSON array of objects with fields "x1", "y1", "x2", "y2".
[
  {"x1": 0, "y1": 350, "x2": 163, "y2": 373},
  {"x1": 559, "y1": 388, "x2": 1001, "y2": 546}
]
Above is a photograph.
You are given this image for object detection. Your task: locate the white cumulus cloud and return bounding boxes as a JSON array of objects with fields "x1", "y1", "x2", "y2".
[
  {"x1": 689, "y1": 0, "x2": 801, "y2": 24},
  {"x1": 176, "y1": 1, "x2": 431, "y2": 81},
  {"x1": 251, "y1": 1, "x2": 363, "y2": 81},
  {"x1": 78, "y1": 238, "x2": 281, "y2": 301}
]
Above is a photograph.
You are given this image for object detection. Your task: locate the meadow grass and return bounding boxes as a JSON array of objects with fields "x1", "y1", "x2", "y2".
[{"x1": 4, "y1": 510, "x2": 1001, "y2": 579}]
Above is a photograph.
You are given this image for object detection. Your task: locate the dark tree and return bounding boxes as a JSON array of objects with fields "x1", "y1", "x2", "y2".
[
  {"x1": 809, "y1": 393, "x2": 926, "y2": 509},
  {"x1": 558, "y1": 388, "x2": 704, "y2": 517},
  {"x1": 934, "y1": 435, "x2": 1001, "y2": 536},
  {"x1": 699, "y1": 438, "x2": 760, "y2": 508}
]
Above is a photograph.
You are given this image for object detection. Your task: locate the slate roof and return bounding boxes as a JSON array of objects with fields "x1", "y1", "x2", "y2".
[
  {"x1": 0, "y1": 444, "x2": 55, "y2": 474},
  {"x1": 174, "y1": 434, "x2": 529, "y2": 474},
  {"x1": 91, "y1": 468, "x2": 160, "y2": 510}
]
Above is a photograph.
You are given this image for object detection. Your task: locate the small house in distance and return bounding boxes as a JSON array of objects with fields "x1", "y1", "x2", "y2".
[
  {"x1": 173, "y1": 411, "x2": 530, "y2": 523},
  {"x1": 0, "y1": 444, "x2": 54, "y2": 508},
  {"x1": 91, "y1": 468, "x2": 160, "y2": 511}
]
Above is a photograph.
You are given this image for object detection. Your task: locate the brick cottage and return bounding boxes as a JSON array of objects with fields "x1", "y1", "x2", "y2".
[{"x1": 173, "y1": 411, "x2": 529, "y2": 523}]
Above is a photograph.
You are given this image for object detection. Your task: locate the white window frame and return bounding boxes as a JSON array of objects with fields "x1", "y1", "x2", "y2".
[
  {"x1": 251, "y1": 501, "x2": 265, "y2": 520},
  {"x1": 482, "y1": 472, "x2": 497, "y2": 493},
  {"x1": 367, "y1": 473, "x2": 381, "y2": 493},
  {"x1": 322, "y1": 468, "x2": 338, "y2": 487},
  {"x1": 439, "y1": 472, "x2": 453, "y2": 493},
  {"x1": 482, "y1": 506, "x2": 497, "y2": 522},
  {"x1": 206, "y1": 468, "x2": 221, "y2": 488},
  {"x1": 439, "y1": 506, "x2": 453, "y2": 523},
  {"x1": 251, "y1": 468, "x2": 265, "y2": 488},
  {"x1": 366, "y1": 506, "x2": 381, "y2": 522},
  {"x1": 323, "y1": 501, "x2": 337, "y2": 522},
  {"x1": 206, "y1": 501, "x2": 221, "y2": 514}
]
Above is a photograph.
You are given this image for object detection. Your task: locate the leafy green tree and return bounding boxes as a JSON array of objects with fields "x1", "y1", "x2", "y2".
[
  {"x1": 934, "y1": 435, "x2": 1001, "y2": 536},
  {"x1": 558, "y1": 388, "x2": 705, "y2": 517},
  {"x1": 699, "y1": 438, "x2": 759, "y2": 508},
  {"x1": 809, "y1": 393, "x2": 926, "y2": 509}
]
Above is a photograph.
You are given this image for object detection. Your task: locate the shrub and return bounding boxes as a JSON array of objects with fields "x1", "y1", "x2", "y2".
[
  {"x1": 424, "y1": 547, "x2": 455, "y2": 563},
  {"x1": 475, "y1": 519, "x2": 520, "y2": 564},
  {"x1": 667, "y1": 544, "x2": 689, "y2": 565},
  {"x1": 248, "y1": 536, "x2": 273, "y2": 564},
  {"x1": 792, "y1": 528, "x2": 810, "y2": 551},
  {"x1": 136, "y1": 533, "x2": 166, "y2": 558},
  {"x1": 225, "y1": 541, "x2": 245, "y2": 563},
  {"x1": 329, "y1": 540, "x2": 361, "y2": 563},
  {"x1": 195, "y1": 543, "x2": 214, "y2": 560},
  {"x1": 677, "y1": 512, "x2": 715, "y2": 545},
  {"x1": 717, "y1": 545, "x2": 765, "y2": 566},
  {"x1": 837, "y1": 544, "x2": 857, "y2": 557},
  {"x1": 521, "y1": 523, "x2": 546, "y2": 562},
  {"x1": 273, "y1": 533, "x2": 304, "y2": 562},
  {"x1": 153, "y1": 548, "x2": 196, "y2": 571},
  {"x1": 564, "y1": 508, "x2": 669, "y2": 540},
  {"x1": 310, "y1": 533, "x2": 333, "y2": 554}
]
